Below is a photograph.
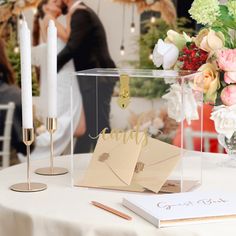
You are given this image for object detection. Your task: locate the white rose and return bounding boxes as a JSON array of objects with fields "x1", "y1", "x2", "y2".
[
  {"x1": 162, "y1": 83, "x2": 199, "y2": 125},
  {"x1": 152, "y1": 39, "x2": 179, "y2": 69},
  {"x1": 210, "y1": 105, "x2": 236, "y2": 139}
]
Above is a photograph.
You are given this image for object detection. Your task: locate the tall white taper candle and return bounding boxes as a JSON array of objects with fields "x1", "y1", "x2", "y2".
[
  {"x1": 47, "y1": 20, "x2": 57, "y2": 118},
  {"x1": 20, "y1": 21, "x2": 33, "y2": 129}
]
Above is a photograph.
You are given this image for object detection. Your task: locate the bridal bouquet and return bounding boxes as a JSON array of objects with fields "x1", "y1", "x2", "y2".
[{"x1": 152, "y1": 0, "x2": 236, "y2": 139}]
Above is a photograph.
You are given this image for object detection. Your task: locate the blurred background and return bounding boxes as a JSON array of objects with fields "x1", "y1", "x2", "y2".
[{"x1": 0, "y1": 0, "x2": 225, "y2": 168}]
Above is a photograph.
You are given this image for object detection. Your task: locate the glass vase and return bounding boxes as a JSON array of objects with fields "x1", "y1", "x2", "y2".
[{"x1": 218, "y1": 132, "x2": 236, "y2": 168}]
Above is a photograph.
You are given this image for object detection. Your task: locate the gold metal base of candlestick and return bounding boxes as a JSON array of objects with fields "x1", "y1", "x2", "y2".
[
  {"x1": 10, "y1": 182, "x2": 47, "y2": 192},
  {"x1": 35, "y1": 117, "x2": 68, "y2": 176},
  {"x1": 35, "y1": 167, "x2": 68, "y2": 176},
  {"x1": 10, "y1": 128, "x2": 47, "y2": 193}
]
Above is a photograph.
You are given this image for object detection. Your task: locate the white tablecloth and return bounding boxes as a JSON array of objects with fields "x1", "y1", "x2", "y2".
[{"x1": 1, "y1": 153, "x2": 236, "y2": 236}]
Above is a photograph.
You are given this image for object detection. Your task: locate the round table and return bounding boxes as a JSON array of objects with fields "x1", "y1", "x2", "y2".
[{"x1": 1, "y1": 153, "x2": 236, "y2": 236}]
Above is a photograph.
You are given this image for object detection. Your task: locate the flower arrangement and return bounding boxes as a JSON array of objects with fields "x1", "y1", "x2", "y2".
[
  {"x1": 152, "y1": 0, "x2": 236, "y2": 140},
  {"x1": 0, "y1": 0, "x2": 39, "y2": 23}
]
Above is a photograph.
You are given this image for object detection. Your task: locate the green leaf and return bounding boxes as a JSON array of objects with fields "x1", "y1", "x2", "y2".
[
  {"x1": 211, "y1": 25, "x2": 235, "y2": 48},
  {"x1": 218, "y1": 5, "x2": 236, "y2": 29}
]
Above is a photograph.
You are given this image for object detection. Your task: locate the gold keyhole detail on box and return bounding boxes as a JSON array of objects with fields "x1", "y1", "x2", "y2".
[{"x1": 117, "y1": 74, "x2": 130, "y2": 109}]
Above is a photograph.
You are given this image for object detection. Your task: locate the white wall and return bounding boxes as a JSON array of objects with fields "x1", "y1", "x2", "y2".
[{"x1": 24, "y1": 0, "x2": 140, "y2": 67}]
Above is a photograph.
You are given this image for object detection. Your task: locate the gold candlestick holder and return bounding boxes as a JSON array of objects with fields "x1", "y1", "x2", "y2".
[
  {"x1": 10, "y1": 128, "x2": 47, "y2": 192},
  {"x1": 35, "y1": 117, "x2": 68, "y2": 176}
]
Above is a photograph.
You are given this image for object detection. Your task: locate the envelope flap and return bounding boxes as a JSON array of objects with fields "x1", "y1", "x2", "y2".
[
  {"x1": 133, "y1": 137, "x2": 181, "y2": 193},
  {"x1": 79, "y1": 132, "x2": 145, "y2": 187}
]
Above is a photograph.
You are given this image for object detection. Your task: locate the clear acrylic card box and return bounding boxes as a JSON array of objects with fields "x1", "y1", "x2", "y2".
[{"x1": 68, "y1": 68, "x2": 204, "y2": 193}]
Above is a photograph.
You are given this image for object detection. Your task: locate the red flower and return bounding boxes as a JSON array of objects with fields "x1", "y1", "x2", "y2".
[{"x1": 178, "y1": 43, "x2": 208, "y2": 71}]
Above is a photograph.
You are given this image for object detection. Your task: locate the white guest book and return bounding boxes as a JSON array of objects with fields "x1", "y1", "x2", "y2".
[{"x1": 123, "y1": 192, "x2": 236, "y2": 228}]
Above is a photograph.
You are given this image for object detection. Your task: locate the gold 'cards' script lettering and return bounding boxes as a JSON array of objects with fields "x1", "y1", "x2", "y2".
[{"x1": 89, "y1": 115, "x2": 149, "y2": 146}]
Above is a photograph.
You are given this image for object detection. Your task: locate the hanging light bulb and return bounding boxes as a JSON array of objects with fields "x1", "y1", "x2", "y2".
[
  {"x1": 149, "y1": 53, "x2": 153, "y2": 60},
  {"x1": 130, "y1": 3, "x2": 135, "y2": 33},
  {"x1": 130, "y1": 22, "x2": 135, "y2": 33},
  {"x1": 19, "y1": 13, "x2": 23, "y2": 25},
  {"x1": 150, "y1": 16, "x2": 156, "y2": 24},
  {"x1": 120, "y1": 5, "x2": 125, "y2": 56},
  {"x1": 120, "y1": 45, "x2": 125, "y2": 56},
  {"x1": 32, "y1": 8, "x2": 38, "y2": 15},
  {"x1": 19, "y1": 18, "x2": 23, "y2": 25},
  {"x1": 14, "y1": 45, "x2": 20, "y2": 54}
]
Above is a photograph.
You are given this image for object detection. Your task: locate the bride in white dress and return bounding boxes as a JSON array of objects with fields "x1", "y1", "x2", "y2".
[{"x1": 28, "y1": 0, "x2": 85, "y2": 160}]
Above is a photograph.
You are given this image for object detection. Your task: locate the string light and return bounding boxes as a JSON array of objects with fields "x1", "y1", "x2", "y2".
[
  {"x1": 120, "y1": 45, "x2": 125, "y2": 56},
  {"x1": 130, "y1": 22, "x2": 135, "y2": 33},
  {"x1": 14, "y1": 45, "x2": 20, "y2": 54},
  {"x1": 130, "y1": 3, "x2": 135, "y2": 33},
  {"x1": 150, "y1": 16, "x2": 156, "y2": 24},
  {"x1": 149, "y1": 53, "x2": 153, "y2": 60},
  {"x1": 19, "y1": 13, "x2": 23, "y2": 25},
  {"x1": 120, "y1": 4, "x2": 126, "y2": 56},
  {"x1": 32, "y1": 8, "x2": 38, "y2": 15}
]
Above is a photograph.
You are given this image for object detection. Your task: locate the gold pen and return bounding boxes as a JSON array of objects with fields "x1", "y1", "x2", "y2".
[{"x1": 91, "y1": 201, "x2": 132, "y2": 221}]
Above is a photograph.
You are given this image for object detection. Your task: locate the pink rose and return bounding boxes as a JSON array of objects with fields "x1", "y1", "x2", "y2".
[
  {"x1": 221, "y1": 85, "x2": 236, "y2": 106},
  {"x1": 224, "y1": 72, "x2": 236, "y2": 84},
  {"x1": 217, "y1": 49, "x2": 236, "y2": 84}
]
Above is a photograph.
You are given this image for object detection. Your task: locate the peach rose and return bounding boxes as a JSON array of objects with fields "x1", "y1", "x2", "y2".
[
  {"x1": 221, "y1": 85, "x2": 236, "y2": 106},
  {"x1": 194, "y1": 63, "x2": 220, "y2": 103},
  {"x1": 217, "y1": 49, "x2": 236, "y2": 84},
  {"x1": 195, "y1": 29, "x2": 224, "y2": 52}
]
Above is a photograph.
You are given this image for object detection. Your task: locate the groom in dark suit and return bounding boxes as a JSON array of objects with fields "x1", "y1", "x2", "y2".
[{"x1": 57, "y1": 0, "x2": 116, "y2": 153}]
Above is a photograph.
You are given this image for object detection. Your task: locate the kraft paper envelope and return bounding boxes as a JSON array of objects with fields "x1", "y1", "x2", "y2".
[
  {"x1": 109, "y1": 138, "x2": 181, "y2": 193},
  {"x1": 77, "y1": 135, "x2": 181, "y2": 193},
  {"x1": 78, "y1": 133, "x2": 145, "y2": 188},
  {"x1": 132, "y1": 137, "x2": 181, "y2": 193}
]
